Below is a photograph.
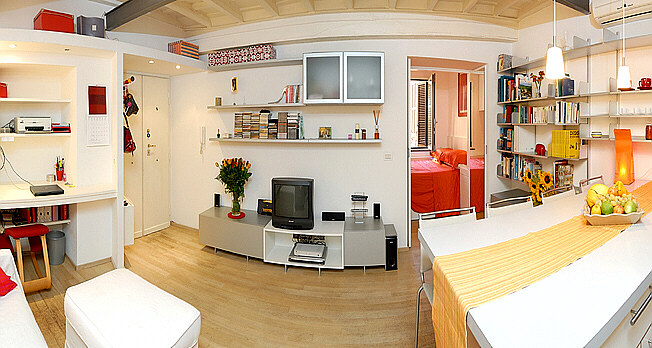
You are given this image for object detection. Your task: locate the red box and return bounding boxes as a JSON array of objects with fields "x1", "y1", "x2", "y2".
[
  {"x1": 208, "y1": 44, "x2": 276, "y2": 66},
  {"x1": 0, "y1": 83, "x2": 7, "y2": 98},
  {"x1": 34, "y1": 9, "x2": 74, "y2": 33},
  {"x1": 168, "y1": 40, "x2": 199, "y2": 60}
]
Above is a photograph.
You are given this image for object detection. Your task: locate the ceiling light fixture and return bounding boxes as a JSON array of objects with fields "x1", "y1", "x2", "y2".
[
  {"x1": 617, "y1": 0, "x2": 631, "y2": 90},
  {"x1": 176, "y1": 65, "x2": 181, "y2": 69},
  {"x1": 149, "y1": 60, "x2": 155, "y2": 64},
  {"x1": 8, "y1": 44, "x2": 16, "y2": 49},
  {"x1": 545, "y1": 0, "x2": 565, "y2": 80},
  {"x1": 64, "y1": 48, "x2": 70, "y2": 52}
]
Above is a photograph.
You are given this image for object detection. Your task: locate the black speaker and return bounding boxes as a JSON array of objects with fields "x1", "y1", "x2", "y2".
[
  {"x1": 373, "y1": 202, "x2": 380, "y2": 219},
  {"x1": 214, "y1": 193, "x2": 221, "y2": 207},
  {"x1": 322, "y1": 211, "x2": 345, "y2": 221},
  {"x1": 385, "y1": 224, "x2": 398, "y2": 271}
]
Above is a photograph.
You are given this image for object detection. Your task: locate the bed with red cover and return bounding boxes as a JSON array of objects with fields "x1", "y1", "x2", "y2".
[{"x1": 411, "y1": 150, "x2": 485, "y2": 214}]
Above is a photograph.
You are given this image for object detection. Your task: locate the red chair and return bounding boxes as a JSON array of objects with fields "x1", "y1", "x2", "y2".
[{"x1": 5, "y1": 224, "x2": 51, "y2": 293}]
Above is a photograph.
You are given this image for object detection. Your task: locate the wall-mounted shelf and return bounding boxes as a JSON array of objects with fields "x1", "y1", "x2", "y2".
[
  {"x1": 498, "y1": 149, "x2": 587, "y2": 161},
  {"x1": 208, "y1": 58, "x2": 302, "y2": 72},
  {"x1": 1, "y1": 133, "x2": 72, "y2": 142},
  {"x1": 209, "y1": 138, "x2": 382, "y2": 144},
  {"x1": 207, "y1": 103, "x2": 304, "y2": 110},
  {"x1": 0, "y1": 98, "x2": 71, "y2": 104},
  {"x1": 497, "y1": 122, "x2": 553, "y2": 126},
  {"x1": 498, "y1": 96, "x2": 555, "y2": 105},
  {"x1": 581, "y1": 136, "x2": 652, "y2": 143},
  {"x1": 497, "y1": 175, "x2": 525, "y2": 184},
  {"x1": 2, "y1": 219, "x2": 71, "y2": 229}
]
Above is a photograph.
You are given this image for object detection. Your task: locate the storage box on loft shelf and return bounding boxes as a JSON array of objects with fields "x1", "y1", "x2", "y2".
[
  {"x1": 208, "y1": 44, "x2": 277, "y2": 66},
  {"x1": 34, "y1": 9, "x2": 74, "y2": 33},
  {"x1": 168, "y1": 40, "x2": 200, "y2": 60}
]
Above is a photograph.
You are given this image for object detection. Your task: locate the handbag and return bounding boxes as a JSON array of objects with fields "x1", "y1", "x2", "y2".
[
  {"x1": 123, "y1": 92, "x2": 139, "y2": 116},
  {"x1": 123, "y1": 114, "x2": 136, "y2": 154}
]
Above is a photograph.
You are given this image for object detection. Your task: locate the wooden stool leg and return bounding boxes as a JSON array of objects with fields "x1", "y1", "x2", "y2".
[
  {"x1": 31, "y1": 252, "x2": 44, "y2": 278},
  {"x1": 14, "y1": 238, "x2": 26, "y2": 286},
  {"x1": 41, "y1": 235, "x2": 51, "y2": 290}
]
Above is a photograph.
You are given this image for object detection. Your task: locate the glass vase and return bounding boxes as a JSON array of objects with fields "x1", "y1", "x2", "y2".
[{"x1": 231, "y1": 195, "x2": 241, "y2": 215}]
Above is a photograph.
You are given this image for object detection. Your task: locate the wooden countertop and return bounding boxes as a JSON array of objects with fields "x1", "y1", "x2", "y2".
[{"x1": 0, "y1": 182, "x2": 117, "y2": 209}]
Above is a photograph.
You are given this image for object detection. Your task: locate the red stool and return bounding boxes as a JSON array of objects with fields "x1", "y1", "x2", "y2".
[{"x1": 5, "y1": 224, "x2": 51, "y2": 293}]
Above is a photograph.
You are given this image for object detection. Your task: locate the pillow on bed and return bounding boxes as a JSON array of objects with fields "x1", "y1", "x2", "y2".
[
  {"x1": 431, "y1": 148, "x2": 452, "y2": 162},
  {"x1": 440, "y1": 149, "x2": 468, "y2": 168}
]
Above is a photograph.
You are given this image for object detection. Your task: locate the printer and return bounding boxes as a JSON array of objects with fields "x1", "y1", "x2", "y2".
[{"x1": 10, "y1": 117, "x2": 52, "y2": 133}]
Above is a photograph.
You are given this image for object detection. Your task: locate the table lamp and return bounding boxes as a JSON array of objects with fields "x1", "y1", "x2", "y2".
[{"x1": 614, "y1": 129, "x2": 634, "y2": 185}]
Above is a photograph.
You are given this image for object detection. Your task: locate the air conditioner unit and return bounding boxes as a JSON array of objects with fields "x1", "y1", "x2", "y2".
[{"x1": 592, "y1": 0, "x2": 652, "y2": 27}]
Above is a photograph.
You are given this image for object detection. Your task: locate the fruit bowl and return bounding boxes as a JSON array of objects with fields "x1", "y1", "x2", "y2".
[{"x1": 583, "y1": 204, "x2": 644, "y2": 226}]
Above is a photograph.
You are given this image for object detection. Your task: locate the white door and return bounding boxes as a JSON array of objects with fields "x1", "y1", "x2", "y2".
[
  {"x1": 124, "y1": 74, "x2": 144, "y2": 237},
  {"x1": 142, "y1": 76, "x2": 170, "y2": 235}
]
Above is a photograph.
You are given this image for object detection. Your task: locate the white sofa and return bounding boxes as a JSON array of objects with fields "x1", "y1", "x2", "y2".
[{"x1": 0, "y1": 249, "x2": 48, "y2": 348}]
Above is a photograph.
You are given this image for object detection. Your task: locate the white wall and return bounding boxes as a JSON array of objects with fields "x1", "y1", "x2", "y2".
[{"x1": 170, "y1": 38, "x2": 510, "y2": 247}]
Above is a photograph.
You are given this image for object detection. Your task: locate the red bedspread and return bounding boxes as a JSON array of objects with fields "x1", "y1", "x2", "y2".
[
  {"x1": 411, "y1": 160, "x2": 460, "y2": 214},
  {"x1": 469, "y1": 158, "x2": 485, "y2": 213}
]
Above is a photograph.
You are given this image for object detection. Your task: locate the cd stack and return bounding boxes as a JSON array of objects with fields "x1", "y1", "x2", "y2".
[
  {"x1": 269, "y1": 116, "x2": 278, "y2": 139},
  {"x1": 251, "y1": 113, "x2": 260, "y2": 139},
  {"x1": 242, "y1": 112, "x2": 251, "y2": 139},
  {"x1": 234, "y1": 113, "x2": 243, "y2": 138},
  {"x1": 288, "y1": 113, "x2": 299, "y2": 139},
  {"x1": 278, "y1": 112, "x2": 288, "y2": 139},
  {"x1": 259, "y1": 111, "x2": 269, "y2": 139}
]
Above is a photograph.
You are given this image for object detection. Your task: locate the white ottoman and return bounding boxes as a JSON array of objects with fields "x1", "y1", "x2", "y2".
[{"x1": 64, "y1": 269, "x2": 200, "y2": 348}]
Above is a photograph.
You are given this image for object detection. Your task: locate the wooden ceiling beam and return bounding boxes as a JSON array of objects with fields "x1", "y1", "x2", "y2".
[
  {"x1": 302, "y1": 0, "x2": 315, "y2": 12},
  {"x1": 202, "y1": 0, "x2": 244, "y2": 22},
  {"x1": 494, "y1": 0, "x2": 522, "y2": 16},
  {"x1": 167, "y1": 2, "x2": 212, "y2": 27},
  {"x1": 256, "y1": 0, "x2": 279, "y2": 16},
  {"x1": 346, "y1": 0, "x2": 354, "y2": 9},
  {"x1": 462, "y1": 0, "x2": 480, "y2": 12},
  {"x1": 426, "y1": 0, "x2": 440, "y2": 10},
  {"x1": 389, "y1": 0, "x2": 397, "y2": 9},
  {"x1": 518, "y1": 1, "x2": 549, "y2": 19}
]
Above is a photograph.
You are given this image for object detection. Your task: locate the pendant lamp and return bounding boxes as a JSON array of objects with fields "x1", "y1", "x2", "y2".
[
  {"x1": 617, "y1": 0, "x2": 632, "y2": 90},
  {"x1": 545, "y1": 0, "x2": 565, "y2": 80}
]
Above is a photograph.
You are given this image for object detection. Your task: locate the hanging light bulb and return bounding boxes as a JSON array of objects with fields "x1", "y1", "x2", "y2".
[
  {"x1": 617, "y1": 0, "x2": 632, "y2": 90},
  {"x1": 546, "y1": 0, "x2": 565, "y2": 80}
]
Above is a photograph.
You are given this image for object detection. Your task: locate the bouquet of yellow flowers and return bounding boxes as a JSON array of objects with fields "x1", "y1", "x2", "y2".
[
  {"x1": 216, "y1": 158, "x2": 252, "y2": 215},
  {"x1": 522, "y1": 169, "x2": 554, "y2": 205}
]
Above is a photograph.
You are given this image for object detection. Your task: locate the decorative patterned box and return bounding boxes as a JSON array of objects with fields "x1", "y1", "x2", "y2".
[
  {"x1": 208, "y1": 44, "x2": 277, "y2": 66},
  {"x1": 168, "y1": 40, "x2": 199, "y2": 60}
]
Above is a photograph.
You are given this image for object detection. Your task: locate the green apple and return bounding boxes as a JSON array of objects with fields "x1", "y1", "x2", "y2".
[
  {"x1": 624, "y1": 200, "x2": 638, "y2": 214},
  {"x1": 601, "y1": 201, "x2": 614, "y2": 215}
]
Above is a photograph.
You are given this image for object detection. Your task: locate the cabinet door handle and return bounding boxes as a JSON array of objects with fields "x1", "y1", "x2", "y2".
[{"x1": 631, "y1": 287, "x2": 652, "y2": 326}]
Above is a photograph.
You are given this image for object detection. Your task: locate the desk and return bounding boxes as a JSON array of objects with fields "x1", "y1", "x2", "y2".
[
  {"x1": 418, "y1": 189, "x2": 652, "y2": 347},
  {"x1": 0, "y1": 183, "x2": 118, "y2": 268}
]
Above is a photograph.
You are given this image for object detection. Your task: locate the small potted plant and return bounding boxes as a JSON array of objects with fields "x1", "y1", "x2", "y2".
[
  {"x1": 216, "y1": 158, "x2": 252, "y2": 218},
  {"x1": 530, "y1": 70, "x2": 545, "y2": 98}
]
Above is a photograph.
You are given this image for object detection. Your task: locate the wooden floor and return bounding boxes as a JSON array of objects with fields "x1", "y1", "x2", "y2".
[{"x1": 24, "y1": 223, "x2": 435, "y2": 347}]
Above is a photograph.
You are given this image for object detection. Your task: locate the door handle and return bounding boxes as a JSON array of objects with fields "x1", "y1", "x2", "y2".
[
  {"x1": 148, "y1": 144, "x2": 157, "y2": 148},
  {"x1": 630, "y1": 286, "x2": 652, "y2": 326}
]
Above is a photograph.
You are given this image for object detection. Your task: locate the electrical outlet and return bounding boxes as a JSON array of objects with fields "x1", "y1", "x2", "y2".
[{"x1": 384, "y1": 153, "x2": 392, "y2": 161}]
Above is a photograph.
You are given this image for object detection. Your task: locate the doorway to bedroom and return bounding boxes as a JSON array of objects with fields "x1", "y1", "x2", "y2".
[{"x1": 407, "y1": 57, "x2": 487, "y2": 244}]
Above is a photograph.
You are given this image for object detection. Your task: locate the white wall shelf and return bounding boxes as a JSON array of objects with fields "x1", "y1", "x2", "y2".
[
  {"x1": 1, "y1": 133, "x2": 72, "y2": 142},
  {"x1": 209, "y1": 138, "x2": 381, "y2": 144},
  {"x1": 498, "y1": 149, "x2": 587, "y2": 161},
  {"x1": 582, "y1": 136, "x2": 652, "y2": 143},
  {"x1": 2, "y1": 219, "x2": 71, "y2": 229},
  {"x1": 208, "y1": 58, "x2": 302, "y2": 72},
  {"x1": 207, "y1": 103, "x2": 304, "y2": 110},
  {"x1": 0, "y1": 98, "x2": 72, "y2": 104}
]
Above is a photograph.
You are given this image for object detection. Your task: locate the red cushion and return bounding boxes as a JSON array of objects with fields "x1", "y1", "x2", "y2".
[
  {"x1": 440, "y1": 149, "x2": 468, "y2": 168},
  {"x1": 0, "y1": 234, "x2": 13, "y2": 253},
  {"x1": 0, "y1": 267, "x2": 17, "y2": 296},
  {"x1": 432, "y1": 148, "x2": 452, "y2": 162},
  {"x1": 28, "y1": 236, "x2": 43, "y2": 253},
  {"x1": 5, "y1": 224, "x2": 49, "y2": 239}
]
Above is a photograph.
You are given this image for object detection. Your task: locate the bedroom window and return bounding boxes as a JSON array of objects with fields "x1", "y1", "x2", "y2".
[{"x1": 410, "y1": 79, "x2": 434, "y2": 150}]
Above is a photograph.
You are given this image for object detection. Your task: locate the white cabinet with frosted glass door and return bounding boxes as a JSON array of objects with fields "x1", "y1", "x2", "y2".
[
  {"x1": 303, "y1": 52, "x2": 343, "y2": 104},
  {"x1": 344, "y1": 52, "x2": 384, "y2": 104}
]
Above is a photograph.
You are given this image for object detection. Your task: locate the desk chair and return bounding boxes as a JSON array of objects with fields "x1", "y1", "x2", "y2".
[
  {"x1": 542, "y1": 185, "x2": 576, "y2": 204},
  {"x1": 5, "y1": 224, "x2": 51, "y2": 293},
  {"x1": 579, "y1": 176, "x2": 605, "y2": 193},
  {"x1": 415, "y1": 207, "x2": 476, "y2": 348},
  {"x1": 485, "y1": 196, "x2": 532, "y2": 218}
]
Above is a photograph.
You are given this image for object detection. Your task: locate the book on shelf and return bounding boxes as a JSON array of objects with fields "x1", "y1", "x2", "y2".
[
  {"x1": 9, "y1": 205, "x2": 69, "y2": 225},
  {"x1": 498, "y1": 127, "x2": 513, "y2": 151},
  {"x1": 555, "y1": 101, "x2": 580, "y2": 124},
  {"x1": 554, "y1": 160, "x2": 574, "y2": 188},
  {"x1": 551, "y1": 130, "x2": 580, "y2": 159},
  {"x1": 506, "y1": 105, "x2": 554, "y2": 124},
  {"x1": 285, "y1": 85, "x2": 301, "y2": 104}
]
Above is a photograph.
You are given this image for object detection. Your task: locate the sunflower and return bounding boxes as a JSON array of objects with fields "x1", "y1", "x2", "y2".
[
  {"x1": 541, "y1": 171, "x2": 553, "y2": 188},
  {"x1": 538, "y1": 182, "x2": 547, "y2": 194},
  {"x1": 524, "y1": 169, "x2": 533, "y2": 183},
  {"x1": 529, "y1": 181, "x2": 537, "y2": 193}
]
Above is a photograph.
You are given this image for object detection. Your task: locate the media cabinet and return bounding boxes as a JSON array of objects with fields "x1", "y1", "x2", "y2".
[{"x1": 199, "y1": 207, "x2": 391, "y2": 274}]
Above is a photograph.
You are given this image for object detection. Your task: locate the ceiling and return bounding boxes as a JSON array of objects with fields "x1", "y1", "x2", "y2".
[{"x1": 110, "y1": 0, "x2": 579, "y2": 38}]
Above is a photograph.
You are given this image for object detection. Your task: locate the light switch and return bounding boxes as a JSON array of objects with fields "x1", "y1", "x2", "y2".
[{"x1": 384, "y1": 153, "x2": 392, "y2": 161}]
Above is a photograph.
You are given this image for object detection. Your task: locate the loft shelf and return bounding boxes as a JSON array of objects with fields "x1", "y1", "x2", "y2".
[
  {"x1": 498, "y1": 33, "x2": 652, "y2": 73},
  {"x1": 0, "y1": 98, "x2": 71, "y2": 104},
  {"x1": 208, "y1": 58, "x2": 302, "y2": 72},
  {"x1": 209, "y1": 138, "x2": 382, "y2": 144},
  {"x1": 208, "y1": 103, "x2": 304, "y2": 110}
]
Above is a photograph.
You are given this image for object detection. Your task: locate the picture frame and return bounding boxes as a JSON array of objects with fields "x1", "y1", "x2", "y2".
[
  {"x1": 319, "y1": 127, "x2": 332, "y2": 139},
  {"x1": 458, "y1": 73, "x2": 467, "y2": 117},
  {"x1": 231, "y1": 77, "x2": 237, "y2": 93}
]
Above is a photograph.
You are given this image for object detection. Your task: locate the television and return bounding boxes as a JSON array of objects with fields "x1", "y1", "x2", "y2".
[{"x1": 272, "y1": 177, "x2": 314, "y2": 230}]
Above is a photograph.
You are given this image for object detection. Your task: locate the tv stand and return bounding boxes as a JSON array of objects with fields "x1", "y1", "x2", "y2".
[{"x1": 264, "y1": 220, "x2": 344, "y2": 275}]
